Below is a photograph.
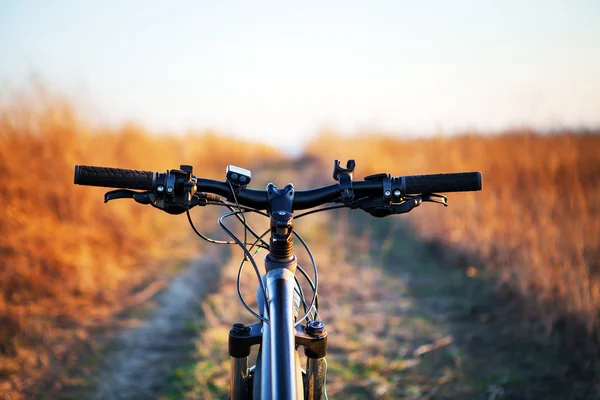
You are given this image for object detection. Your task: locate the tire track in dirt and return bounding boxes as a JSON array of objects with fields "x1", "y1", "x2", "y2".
[{"x1": 91, "y1": 254, "x2": 221, "y2": 400}]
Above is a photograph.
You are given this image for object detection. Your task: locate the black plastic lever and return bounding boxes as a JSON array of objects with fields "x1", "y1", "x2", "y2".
[
  {"x1": 420, "y1": 193, "x2": 448, "y2": 206},
  {"x1": 104, "y1": 189, "x2": 137, "y2": 203}
]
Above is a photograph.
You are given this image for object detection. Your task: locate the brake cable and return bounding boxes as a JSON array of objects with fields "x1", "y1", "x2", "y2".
[
  {"x1": 292, "y1": 230, "x2": 319, "y2": 327},
  {"x1": 219, "y1": 210, "x2": 270, "y2": 322},
  {"x1": 187, "y1": 197, "x2": 271, "y2": 249},
  {"x1": 236, "y1": 229, "x2": 270, "y2": 323},
  {"x1": 189, "y1": 185, "x2": 336, "y2": 326},
  {"x1": 234, "y1": 228, "x2": 314, "y2": 323},
  {"x1": 295, "y1": 204, "x2": 348, "y2": 219},
  {"x1": 186, "y1": 209, "x2": 237, "y2": 245}
]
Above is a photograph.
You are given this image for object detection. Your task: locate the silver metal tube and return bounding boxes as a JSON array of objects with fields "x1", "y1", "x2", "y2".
[
  {"x1": 260, "y1": 304, "x2": 272, "y2": 400},
  {"x1": 230, "y1": 356, "x2": 248, "y2": 400},
  {"x1": 267, "y1": 267, "x2": 297, "y2": 399},
  {"x1": 305, "y1": 357, "x2": 326, "y2": 400}
]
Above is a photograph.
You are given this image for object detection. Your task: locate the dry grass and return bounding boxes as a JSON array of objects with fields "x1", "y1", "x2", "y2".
[
  {"x1": 306, "y1": 131, "x2": 600, "y2": 351},
  {"x1": 2, "y1": 84, "x2": 598, "y2": 396},
  {"x1": 161, "y1": 150, "x2": 600, "y2": 398},
  {"x1": 0, "y1": 90, "x2": 280, "y2": 396}
]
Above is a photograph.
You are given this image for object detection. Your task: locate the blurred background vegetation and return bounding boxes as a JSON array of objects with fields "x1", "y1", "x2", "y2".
[
  {"x1": 1, "y1": 86, "x2": 598, "y2": 398},
  {"x1": 2, "y1": 2, "x2": 600, "y2": 398},
  {"x1": 0, "y1": 88, "x2": 282, "y2": 395}
]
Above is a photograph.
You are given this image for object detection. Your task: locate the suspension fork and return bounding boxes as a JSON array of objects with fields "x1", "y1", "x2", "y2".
[
  {"x1": 303, "y1": 320, "x2": 327, "y2": 400},
  {"x1": 229, "y1": 183, "x2": 327, "y2": 399},
  {"x1": 229, "y1": 318, "x2": 328, "y2": 400},
  {"x1": 228, "y1": 263, "x2": 301, "y2": 400}
]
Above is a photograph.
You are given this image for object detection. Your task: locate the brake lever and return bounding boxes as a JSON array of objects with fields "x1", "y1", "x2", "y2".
[
  {"x1": 104, "y1": 189, "x2": 137, "y2": 203},
  {"x1": 104, "y1": 189, "x2": 207, "y2": 216},
  {"x1": 421, "y1": 193, "x2": 448, "y2": 206},
  {"x1": 104, "y1": 189, "x2": 158, "y2": 205}
]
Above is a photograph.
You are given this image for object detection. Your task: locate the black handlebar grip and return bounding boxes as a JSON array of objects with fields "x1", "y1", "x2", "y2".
[
  {"x1": 404, "y1": 172, "x2": 482, "y2": 194},
  {"x1": 74, "y1": 165, "x2": 155, "y2": 190}
]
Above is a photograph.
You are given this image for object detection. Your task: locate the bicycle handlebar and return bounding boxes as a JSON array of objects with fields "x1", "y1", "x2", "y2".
[
  {"x1": 74, "y1": 164, "x2": 482, "y2": 211},
  {"x1": 193, "y1": 179, "x2": 382, "y2": 210}
]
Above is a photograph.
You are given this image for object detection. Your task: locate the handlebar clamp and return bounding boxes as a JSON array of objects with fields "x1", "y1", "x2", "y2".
[
  {"x1": 333, "y1": 160, "x2": 356, "y2": 205},
  {"x1": 365, "y1": 173, "x2": 401, "y2": 203}
]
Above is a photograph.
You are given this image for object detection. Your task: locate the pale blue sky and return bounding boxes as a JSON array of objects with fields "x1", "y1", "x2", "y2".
[{"x1": 1, "y1": 1, "x2": 599, "y2": 152}]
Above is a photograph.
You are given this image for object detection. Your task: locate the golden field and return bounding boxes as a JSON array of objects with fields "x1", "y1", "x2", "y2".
[
  {"x1": 1, "y1": 89, "x2": 598, "y2": 396},
  {"x1": 307, "y1": 132, "x2": 600, "y2": 349},
  {"x1": 0, "y1": 90, "x2": 280, "y2": 394}
]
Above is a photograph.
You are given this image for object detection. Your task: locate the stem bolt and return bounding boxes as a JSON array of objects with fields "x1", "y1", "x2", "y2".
[
  {"x1": 157, "y1": 185, "x2": 164, "y2": 192},
  {"x1": 393, "y1": 189, "x2": 401, "y2": 197},
  {"x1": 166, "y1": 186, "x2": 174, "y2": 193},
  {"x1": 384, "y1": 190, "x2": 391, "y2": 197}
]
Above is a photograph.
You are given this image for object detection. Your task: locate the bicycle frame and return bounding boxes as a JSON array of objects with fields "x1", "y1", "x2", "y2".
[
  {"x1": 265, "y1": 266, "x2": 302, "y2": 397},
  {"x1": 253, "y1": 264, "x2": 304, "y2": 399},
  {"x1": 228, "y1": 184, "x2": 327, "y2": 399},
  {"x1": 229, "y1": 254, "x2": 327, "y2": 400}
]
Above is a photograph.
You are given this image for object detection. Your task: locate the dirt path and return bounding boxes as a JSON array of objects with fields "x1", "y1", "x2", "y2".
[
  {"x1": 50, "y1": 252, "x2": 223, "y2": 400},
  {"x1": 57, "y1": 210, "x2": 593, "y2": 399},
  {"x1": 93, "y1": 256, "x2": 218, "y2": 399},
  {"x1": 160, "y1": 212, "x2": 593, "y2": 399}
]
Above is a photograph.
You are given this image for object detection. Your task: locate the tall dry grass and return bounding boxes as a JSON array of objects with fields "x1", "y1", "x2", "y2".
[
  {"x1": 2, "y1": 85, "x2": 598, "y2": 394},
  {"x1": 306, "y1": 131, "x2": 600, "y2": 351},
  {"x1": 0, "y1": 90, "x2": 280, "y2": 394}
]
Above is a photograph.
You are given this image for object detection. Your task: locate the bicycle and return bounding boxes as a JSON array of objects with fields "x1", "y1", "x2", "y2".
[{"x1": 74, "y1": 159, "x2": 482, "y2": 399}]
